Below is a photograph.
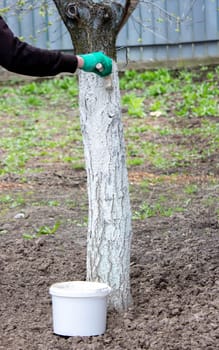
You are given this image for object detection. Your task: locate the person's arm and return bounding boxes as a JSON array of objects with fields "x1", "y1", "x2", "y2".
[
  {"x1": 0, "y1": 16, "x2": 78, "y2": 77},
  {"x1": 0, "y1": 16, "x2": 112, "y2": 77}
]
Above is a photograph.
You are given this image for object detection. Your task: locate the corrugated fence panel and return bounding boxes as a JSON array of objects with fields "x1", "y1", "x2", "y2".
[{"x1": 2, "y1": 0, "x2": 219, "y2": 64}]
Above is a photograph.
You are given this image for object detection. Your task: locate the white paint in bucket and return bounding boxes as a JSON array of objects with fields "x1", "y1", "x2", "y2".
[{"x1": 49, "y1": 281, "x2": 111, "y2": 337}]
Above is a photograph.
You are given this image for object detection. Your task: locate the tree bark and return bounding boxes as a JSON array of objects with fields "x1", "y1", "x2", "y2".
[
  {"x1": 52, "y1": 0, "x2": 138, "y2": 310},
  {"x1": 52, "y1": 0, "x2": 124, "y2": 56},
  {"x1": 78, "y1": 63, "x2": 132, "y2": 310}
]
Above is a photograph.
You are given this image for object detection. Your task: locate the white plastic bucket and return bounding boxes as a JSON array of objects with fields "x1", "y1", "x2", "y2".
[{"x1": 49, "y1": 281, "x2": 111, "y2": 337}]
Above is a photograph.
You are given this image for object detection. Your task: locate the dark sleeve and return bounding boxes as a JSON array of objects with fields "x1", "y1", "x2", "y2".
[{"x1": 0, "y1": 16, "x2": 78, "y2": 77}]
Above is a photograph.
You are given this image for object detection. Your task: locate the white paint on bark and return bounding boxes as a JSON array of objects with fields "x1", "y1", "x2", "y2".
[{"x1": 78, "y1": 63, "x2": 132, "y2": 310}]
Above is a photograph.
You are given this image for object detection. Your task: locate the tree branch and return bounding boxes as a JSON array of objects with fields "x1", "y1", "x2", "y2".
[{"x1": 118, "y1": 0, "x2": 139, "y2": 32}]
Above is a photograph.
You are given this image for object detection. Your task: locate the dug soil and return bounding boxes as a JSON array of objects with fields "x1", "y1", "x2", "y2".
[{"x1": 0, "y1": 163, "x2": 218, "y2": 350}]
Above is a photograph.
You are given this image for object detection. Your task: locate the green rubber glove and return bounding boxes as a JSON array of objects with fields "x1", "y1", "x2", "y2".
[{"x1": 79, "y1": 52, "x2": 112, "y2": 77}]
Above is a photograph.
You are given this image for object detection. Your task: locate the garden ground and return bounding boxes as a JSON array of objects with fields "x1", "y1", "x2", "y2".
[{"x1": 0, "y1": 68, "x2": 218, "y2": 349}]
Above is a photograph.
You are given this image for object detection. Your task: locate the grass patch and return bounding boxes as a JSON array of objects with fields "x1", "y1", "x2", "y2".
[
  {"x1": 133, "y1": 200, "x2": 185, "y2": 220},
  {"x1": 0, "y1": 194, "x2": 26, "y2": 208},
  {"x1": 0, "y1": 76, "x2": 81, "y2": 175},
  {"x1": 0, "y1": 68, "x2": 218, "y2": 176},
  {"x1": 22, "y1": 221, "x2": 61, "y2": 239}
]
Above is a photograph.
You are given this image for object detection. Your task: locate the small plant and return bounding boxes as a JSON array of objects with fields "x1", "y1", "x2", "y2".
[
  {"x1": 22, "y1": 221, "x2": 60, "y2": 239},
  {"x1": 184, "y1": 184, "x2": 198, "y2": 195},
  {"x1": 44, "y1": 200, "x2": 60, "y2": 207},
  {"x1": 127, "y1": 157, "x2": 144, "y2": 167},
  {"x1": 133, "y1": 201, "x2": 184, "y2": 220},
  {"x1": 0, "y1": 194, "x2": 25, "y2": 208},
  {"x1": 148, "y1": 83, "x2": 167, "y2": 96},
  {"x1": 26, "y1": 96, "x2": 43, "y2": 106},
  {"x1": 122, "y1": 93, "x2": 145, "y2": 118},
  {"x1": 120, "y1": 70, "x2": 145, "y2": 90}
]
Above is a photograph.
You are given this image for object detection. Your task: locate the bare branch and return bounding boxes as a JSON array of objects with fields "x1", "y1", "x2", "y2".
[
  {"x1": 140, "y1": 0, "x2": 199, "y2": 24},
  {"x1": 118, "y1": 0, "x2": 139, "y2": 32}
]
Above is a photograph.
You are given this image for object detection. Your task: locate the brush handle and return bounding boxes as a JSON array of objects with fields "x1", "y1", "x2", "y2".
[
  {"x1": 96, "y1": 63, "x2": 104, "y2": 72},
  {"x1": 96, "y1": 63, "x2": 113, "y2": 90}
]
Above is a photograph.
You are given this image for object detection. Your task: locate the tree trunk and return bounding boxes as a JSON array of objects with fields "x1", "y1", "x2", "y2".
[
  {"x1": 52, "y1": 0, "x2": 138, "y2": 310},
  {"x1": 52, "y1": 0, "x2": 125, "y2": 56},
  {"x1": 79, "y1": 63, "x2": 132, "y2": 310}
]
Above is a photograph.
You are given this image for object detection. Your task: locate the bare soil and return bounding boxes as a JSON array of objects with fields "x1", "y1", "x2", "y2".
[{"x1": 0, "y1": 163, "x2": 218, "y2": 350}]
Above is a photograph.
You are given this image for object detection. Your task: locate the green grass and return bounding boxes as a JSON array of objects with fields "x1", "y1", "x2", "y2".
[
  {"x1": 133, "y1": 200, "x2": 185, "y2": 220},
  {"x1": 0, "y1": 68, "x2": 218, "y2": 177},
  {"x1": 120, "y1": 67, "x2": 219, "y2": 118},
  {"x1": 0, "y1": 194, "x2": 26, "y2": 208},
  {"x1": 0, "y1": 76, "x2": 83, "y2": 175},
  {"x1": 122, "y1": 93, "x2": 145, "y2": 118},
  {"x1": 183, "y1": 184, "x2": 199, "y2": 195},
  {"x1": 121, "y1": 67, "x2": 218, "y2": 171}
]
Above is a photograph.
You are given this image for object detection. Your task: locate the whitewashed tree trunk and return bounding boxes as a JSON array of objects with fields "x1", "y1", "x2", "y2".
[
  {"x1": 78, "y1": 63, "x2": 132, "y2": 310},
  {"x1": 52, "y1": 0, "x2": 139, "y2": 311}
]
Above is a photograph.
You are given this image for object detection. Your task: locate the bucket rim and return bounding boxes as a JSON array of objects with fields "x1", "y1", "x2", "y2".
[{"x1": 49, "y1": 281, "x2": 112, "y2": 298}]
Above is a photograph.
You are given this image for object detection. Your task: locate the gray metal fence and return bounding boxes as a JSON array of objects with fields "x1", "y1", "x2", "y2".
[{"x1": 3, "y1": 0, "x2": 219, "y2": 64}]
